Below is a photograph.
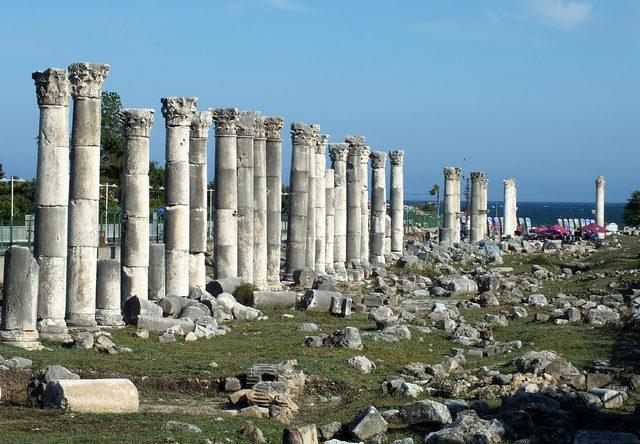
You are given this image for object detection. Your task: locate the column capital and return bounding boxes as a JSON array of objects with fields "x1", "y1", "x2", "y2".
[
  {"x1": 120, "y1": 108, "x2": 154, "y2": 138},
  {"x1": 345, "y1": 135, "x2": 366, "y2": 148},
  {"x1": 237, "y1": 110, "x2": 260, "y2": 138},
  {"x1": 210, "y1": 108, "x2": 239, "y2": 135},
  {"x1": 370, "y1": 151, "x2": 387, "y2": 168},
  {"x1": 32, "y1": 68, "x2": 70, "y2": 106},
  {"x1": 190, "y1": 111, "x2": 213, "y2": 138},
  {"x1": 444, "y1": 166, "x2": 461, "y2": 180},
  {"x1": 359, "y1": 146, "x2": 371, "y2": 165},
  {"x1": 67, "y1": 63, "x2": 110, "y2": 99},
  {"x1": 264, "y1": 116, "x2": 284, "y2": 140},
  {"x1": 596, "y1": 175, "x2": 606, "y2": 187},
  {"x1": 389, "y1": 150, "x2": 405, "y2": 166},
  {"x1": 328, "y1": 143, "x2": 349, "y2": 162},
  {"x1": 290, "y1": 122, "x2": 313, "y2": 145},
  {"x1": 503, "y1": 178, "x2": 516, "y2": 187},
  {"x1": 161, "y1": 97, "x2": 197, "y2": 126},
  {"x1": 254, "y1": 116, "x2": 266, "y2": 139},
  {"x1": 315, "y1": 134, "x2": 329, "y2": 154},
  {"x1": 470, "y1": 171, "x2": 486, "y2": 181}
]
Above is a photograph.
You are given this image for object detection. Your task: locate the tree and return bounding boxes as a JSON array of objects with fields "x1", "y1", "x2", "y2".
[
  {"x1": 0, "y1": 163, "x2": 4, "y2": 180},
  {"x1": 429, "y1": 184, "x2": 440, "y2": 219},
  {"x1": 100, "y1": 91, "x2": 124, "y2": 187},
  {"x1": 623, "y1": 190, "x2": 640, "y2": 227}
]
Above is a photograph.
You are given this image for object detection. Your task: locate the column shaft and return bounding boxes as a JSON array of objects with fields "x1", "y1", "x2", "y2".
[
  {"x1": 469, "y1": 171, "x2": 488, "y2": 243},
  {"x1": 305, "y1": 125, "x2": 319, "y2": 269},
  {"x1": 360, "y1": 147, "x2": 371, "y2": 271},
  {"x1": 389, "y1": 150, "x2": 405, "y2": 253},
  {"x1": 325, "y1": 169, "x2": 335, "y2": 275},
  {"x1": 329, "y1": 144, "x2": 348, "y2": 279},
  {"x1": 503, "y1": 179, "x2": 518, "y2": 237},
  {"x1": 314, "y1": 134, "x2": 328, "y2": 274},
  {"x1": 370, "y1": 151, "x2": 386, "y2": 265},
  {"x1": 265, "y1": 117, "x2": 284, "y2": 285},
  {"x1": 596, "y1": 176, "x2": 605, "y2": 226},
  {"x1": 345, "y1": 136, "x2": 365, "y2": 281},
  {"x1": 253, "y1": 118, "x2": 268, "y2": 289},
  {"x1": 441, "y1": 167, "x2": 461, "y2": 247}
]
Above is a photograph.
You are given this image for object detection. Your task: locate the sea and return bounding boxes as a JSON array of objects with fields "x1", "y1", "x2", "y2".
[{"x1": 406, "y1": 201, "x2": 626, "y2": 227}]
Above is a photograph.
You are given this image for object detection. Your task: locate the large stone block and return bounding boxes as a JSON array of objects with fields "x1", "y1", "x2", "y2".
[
  {"x1": 164, "y1": 205, "x2": 189, "y2": 250},
  {"x1": 36, "y1": 145, "x2": 69, "y2": 206},
  {"x1": 68, "y1": 199, "x2": 99, "y2": 247},
  {"x1": 121, "y1": 216, "x2": 149, "y2": 267},
  {"x1": 1, "y1": 246, "x2": 39, "y2": 331},
  {"x1": 35, "y1": 205, "x2": 68, "y2": 257},
  {"x1": 302, "y1": 290, "x2": 345, "y2": 313},
  {"x1": 136, "y1": 315, "x2": 195, "y2": 333},
  {"x1": 69, "y1": 145, "x2": 100, "y2": 200},
  {"x1": 65, "y1": 245, "x2": 98, "y2": 327},
  {"x1": 122, "y1": 174, "x2": 150, "y2": 217},
  {"x1": 206, "y1": 276, "x2": 245, "y2": 297},
  {"x1": 37, "y1": 256, "x2": 67, "y2": 322},
  {"x1": 43, "y1": 378, "x2": 139, "y2": 413},
  {"x1": 164, "y1": 161, "x2": 190, "y2": 205},
  {"x1": 96, "y1": 259, "x2": 123, "y2": 326},
  {"x1": 251, "y1": 291, "x2": 297, "y2": 309}
]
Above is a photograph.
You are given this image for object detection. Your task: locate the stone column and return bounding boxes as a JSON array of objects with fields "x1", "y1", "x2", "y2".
[
  {"x1": 329, "y1": 144, "x2": 349, "y2": 280},
  {"x1": 440, "y1": 167, "x2": 461, "y2": 247},
  {"x1": 345, "y1": 136, "x2": 365, "y2": 281},
  {"x1": 236, "y1": 111, "x2": 258, "y2": 283},
  {"x1": 32, "y1": 68, "x2": 71, "y2": 340},
  {"x1": 148, "y1": 243, "x2": 165, "y2": 300},
  {"x1": 305, "y1": 125, "x2": 319, "y2": 270},
  {"x1": 66, "y1": 62, "x2": 109, "y2": 329},
  {"x1": 596, "y1": 176, "x2": 605, "y2": 227},
  {"x1": 120, "y1": 109, "x2": 154, "y2": 303},
  {"x1": 360, "y1": 147, "x2": 371, "y2": 271},
  {"x1": 384, "y1": 214, "x2": 392, "y2": 255},
  {"x1": 96, "y1": 259, "x2": 123, "y2": 326},
  {"x1": 503, "y1": 178, "x2": 518, "y2": 237},
  {"x1": 325, "y1": 169, "x2": 335, "y2": 276},
  {"x1": 264, "y1": 117, "x2": 284, "y2": 285},
  {"x1": 211, "y1": 108, "x2": 239, "y2": 278},
  {"x1": 162, "y1": 97, "x2": 197, "y2": 297},
  {"x1": 469, "y1": 171, "x2": 488, "y2": 243},
  {"x1": 253, "y1": 117, "x2": 268, "y2": 289},
  {"x1": 389, "y1": 150, "x2": 405, "y2": 253},
  {"x1": 285, "y1": 122, "x2": 313, "y2": 276},
  {"x1": 189, "y1": 111, "x2": 212, "y2": 290},
  {"x1": 314, "y1": 134, "x2": 328, "y2": 274},
  {"x1": 369, "y1": 151, "x2": 386, "y2": 266},
  {"x1": 453, "y1": 170, "x2": 462, "y2": 244}
]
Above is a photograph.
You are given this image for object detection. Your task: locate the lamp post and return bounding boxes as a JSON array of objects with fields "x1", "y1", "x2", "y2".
[{"x1": 1, "y1": 176, "x2": 25, "y2": 245}]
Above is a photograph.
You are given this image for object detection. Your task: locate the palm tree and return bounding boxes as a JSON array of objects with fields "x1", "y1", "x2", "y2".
[{"x1": 429, "y1": 184, "x2": 440, "y2": 221}]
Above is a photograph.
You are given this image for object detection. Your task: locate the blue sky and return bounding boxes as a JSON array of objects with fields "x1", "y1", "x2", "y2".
[{"x1": 1, "y1": 0, "x2": 638, "y2": 202}]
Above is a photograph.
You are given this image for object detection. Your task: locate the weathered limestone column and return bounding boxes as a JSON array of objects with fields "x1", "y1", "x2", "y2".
[
  {"x1": 96, "y1": 259, "x2": 123, "y2": 326},
  {"x1": 120, "y1": 109, "x2": 154, "y2": 302},
  {"x1": 253, "y1": 117, "x2": 268, "y2": 289},
  {"x1": 384, "y1": 214, "x2": 392, "y2": 255},
  {"x1": 503, "y1": 178, "x2": 518, "y2": 237},
  {"x1": 360, "y1": 147, "x2": 371, "y2": 271},
  {"x1": 162, "y1": 97, "x2": 197, "y2": 297},
  {"x1": 148, "y1": 243, "x2": 165, "y2": 300},
  {"x1": 264, "y1": 117, "x2": 284, "y2": 285},
  {"x1": 389, "y1": 150, "x2": 405, "y2": 253},
  {"x1": 237, "y1": 111, "x2": 258, "y2": 283},
  {"x1": 305, "y1": 125, "x2": 320, "y2": 270},
  {"x1": 66, "y1": 62, "x2": 109, "y2": 329},
  {"x1": 285, "y1": 122, "x2": 313, "y2": 276},
  {"x1": 314, "y1": 134, "x2": 328, "y2": 274},
  {"x1": 211, "y1": 108, "x2": 239, "y2": 278},
  {"x1": 32, "y1": 68, "x2": 71, "y2": 340},
  {"x1": 369, "y1": 151, "x2": 387, "y2": 265},
  {"x1": 189, "y1": 111, "x2": 212, "y2": 290},
  {"x1": 596, "y1": 176, "x2": 606, "y2": 227},
  {"x1": 345, "y1": 136, "x2": 365, "y2": 281},
  {"x1": 440, "y1": 167, "x2": 461, "y2": 247},
  {"x1": 469, "y1": 171, "x2": 488, "y2": 243},
  {"x1": 329, "y1": 144, "x2": 349, "y2": 279},
  {"x1": 325, "y1": 169, "x2": 335, "y2": 275},
  {"x1": 453, "y1": 169, "x2": 462, "y2": 244}
]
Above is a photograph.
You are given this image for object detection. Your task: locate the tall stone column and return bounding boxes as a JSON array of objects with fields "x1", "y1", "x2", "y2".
[
  {"x1": 329, "y1": 144, "x2": 348, "y2": 280},
  {"x1": 120, "y1": 108, "x2": 154, "y2": 302},
  {"x1": 360, "y1": 147, "x2": 371, "y2": 272},
  {"x1": 503, "y1": 178, "x2": 518, "y2": 237},
  {"x1": 384, "y1": 214, "x2": 392, "y2": 255},
  {"x1": 264, "y1": 117, "x2": 284, "y2": 285},
  {"x1": 32, "y1": 68, "x2": 71, "y2": 340},
  {"x1": 253, "y1": 117, "x2": 268, "y2": 289},
  {"x1": 285, "y1": 122, "x2": 313, "y2": 276},
  {"x1": 345, "y1": 136, "x2": 365, "y2": 281},
  {"x1": 369, "y1": 151, "x2": 387, "y2": 265},
  {"x1": 189, "y1": 111, "x2": 212, "y2": 290},
  {"x1": 469, "y1": 171, "x2": 488, "y2": 243},
  {"x1": 314, "y1": 134, "x2": 328, "y2": 274},
  {"x1": 453, "y1": 170, "x2": 462, "y2": 244},
  {"x1": 237, "y1": 111, "x2": 258, "y2": 283},
  {"x1": 440, "y1": 167, "x2": 461, "y2": 247},
  {"x1": 325, "y1": 169, "x2": 336, "y2": 276},
  {"x1": 305, "y1": 125, "x2": 319, "y2": 270},
  {"x1": 389, "y1": 150, "x2": 405, "y2": 254},
  {"x1": 162, "y1": 97, "x2": 197, "y2": 297},
  {"x1": 211, "y1": 108, "x2": 239, "y2": 278},
  {"x1": 596, "y1": 176, "x2": 605, "y2": 227},
  {"x1": 66, "y1": 62, "x2": 109, "y2": 329}
]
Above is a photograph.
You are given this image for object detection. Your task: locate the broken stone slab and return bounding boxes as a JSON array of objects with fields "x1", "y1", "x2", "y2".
[
  {"x1": 282, "y1": 424, "x2": 319, "y2": 444},
  {"x1": 136, "y1": 315, "x2": 195, "y2": 333},
  {"x1": 206, "y1": 276, "x2": 245, "y2": 296},
  {"x1": 330, "y1": 295, "x2": 352, "y2": 317},
  {"x1": 123, "y1": 295, "x2": 163, "y2": 325},
  {"x1": 157, "y1": 295, "x2": 189, "y2": 317},
  {"x1": 323, "y1": 327, "x2": 363, "y2": 350},
  {"x1": 348, "y1": 405, "x2": 388, "y2": 441},
  {"x1": 424, "y1": 410, "x2": 506, "y2": 444},
  {"x1": 447, "y1": 277, "x2": 478, "y2": 297},
  {"x1": 233, "y1": 303, "x2": 262, "y2": 321},
  {"x1": 42, "y1": 378, "x2": 139, "y2": 413},
  {"x1": 302, "y1": 290, "x2": 345, "y2": 312},
  {"x1": 292, "y1": 268, "x2": 317, "y2": 289},
  {"x1": 251, "y1": 291, "x2": 298, "y2": 309},
  {"x1": 403, "y1": 399, "x2": 452, "y2": 426}
]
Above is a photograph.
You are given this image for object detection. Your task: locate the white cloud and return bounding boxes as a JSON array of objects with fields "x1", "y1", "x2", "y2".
[{"x1": 528, "y1": 0, "x2": 592, "y2": 29}]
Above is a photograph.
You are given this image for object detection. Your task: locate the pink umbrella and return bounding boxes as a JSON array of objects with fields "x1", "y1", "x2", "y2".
[
  {"x1": 582, "y1": 223, "x2": 607, "y2": 234},
  {"x1": 546, "y1": 224, "x2": 569, "y2": 236},
  {"x1": 532, "y1": 225, "x2": 548, "y2": 234}
]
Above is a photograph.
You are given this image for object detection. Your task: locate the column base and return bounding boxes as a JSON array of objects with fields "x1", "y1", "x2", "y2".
[
  {"x1": 0, "y1": 329, "x2": 43, "y2": 350},
  {"x1": 66, "y1": 314, "x2": 99, "y2": 331},
  {"x1": 369, "y1": 256, "x2": 386, "y2": 267},
  {"x1": 253, "y1": 280, "x2": 269, "y2": 291},
  {"x1": 37, "y1": 318, "x2": 72, "y2": 342},
  {"x1": 96, "y1": 309, "x2": 125, "y2": 327},
  {"x1": 267, "y1": 280, "x2": 284, "y2": 291}
]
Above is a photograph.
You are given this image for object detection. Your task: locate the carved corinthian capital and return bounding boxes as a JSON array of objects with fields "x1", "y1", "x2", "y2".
[
  {"x1": 254, "y1": 116, "x2": 266, "y2": 139},
  {"x1": 315, "y1": 134, "x2": 329, "y2": 154},
  {"x1": 596, "y1": 176, "x2": 606, "y2": 187},
  {"x1": 444, "y1": 167, "x2": 461, "y2": 180},
  {"x1": 32, "y1": 68, "x2": 70, "y2": 107},
  {"x1": 345, "y1": 135, "x2": 366, "y2": 148},
  {"x1": 470, "y1": 171, "x2": 485, "y2": 182},
  {"x1": 370, "y1": 151, "x2": 387, "y2": 169},
  {"x1": 237, "y1": 110, "x2": 260, "y2": 137},
  {"x1": 388, "y1": 150, "x2": 405, "y2": 166},
  {"x1": 120, "y1": 108, "x2": 154, "y2": 138},
  {"x1": 360, "y1": 146, "x2": 371, "y2": 165},
  {"x1": 290, "y1": 122, "x2": 313, "y2": 145},
  {"x1": 328, "y1": 143, "x2": 349, "y2": 163},
  {"x1": 67, "y1": 63, "x2": 110, "y2": 99},
  {"x1": 210, "y1": 108, "x2": 239, "y2": 136},
  {"x1": 503, "y1": 178, "x2": 516, "y2": 188},
  {"x1": 263, "y1": 116, "x2": 284, "y2": 140},
  {"x1": 190, "y1": 111, "x2": 213, "y2": 138},
  {"x1": 161, "y1": 97, "x2": 197, "y2": 126}
]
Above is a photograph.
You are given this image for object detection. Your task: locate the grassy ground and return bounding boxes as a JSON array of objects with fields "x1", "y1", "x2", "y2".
[{"x1": 0, "y1": 236, "x2": 639, "y2": 443}]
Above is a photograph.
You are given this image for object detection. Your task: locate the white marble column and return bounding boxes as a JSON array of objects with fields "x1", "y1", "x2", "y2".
[
  {"x1": 66, "y1": 62, "x2": 110, "y2": 329},
  {"x1": 253, "y1": 117, "x2": 268, "y2": 289},
  {"x1": 325, "y1": 169, "x2": 335, "y2": 276},
  {"x1": 305, "y1": 125, "x2": 319, "y2": 270},
  {"x1": 189, "y1": 111, "x2": 212, "y2": 290},
  {"x1": 596, "y1": 176, "x2": 605, "y2": 227},
  {"x1": 345, "y1": 136, "x2": 365, "y2": 281},
  {"x1": 314, "y1": 134, "x2": 328, "y2": 274},
  {"x1": 469, "y1": 171, "x2": 488, "y2": 243},
  {"x1": 264, "y1": 117, "x2": 284, "y2": 285},
  {"x1": 211, "y1": 108, "x2": 239, "y2": 278},
  {"x1": 440, "y1": 167, "x2": 461, "y2": 247},
  {"x1": 369, "y1": 151, "x2": 386, "y2": 265},
  {"x1": 503, "y1": 178, "x2": 518, "y2": 237},
  {"x1": 162, "y1": 97, "x2": 197, "y2": 297},
  {"x1": 360, "y1": 146, "x2": 371, "y2": 273},
  {"x1": 237, "y1": 111, "x2": 258, "y2": 283},
  {"x1": 32, "y1": 68, "x2": 71, "y2": 340},
  {"x1": 120, "y1": 108, "x2": 154, "y2": 302},
  {"x1": 329, "y1": 143, "x2": 348, "y2": 280},
  {"x1": 389, "y1": 150, "x2": 404, "y2": 253}
]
